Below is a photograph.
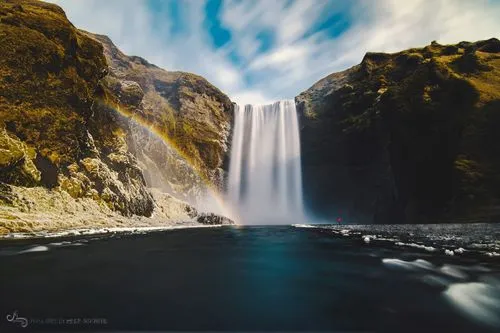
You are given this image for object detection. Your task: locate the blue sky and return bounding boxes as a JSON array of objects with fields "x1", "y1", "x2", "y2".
[{"x1": 50, "y1": 0, "x2": 500, "y2": 105}]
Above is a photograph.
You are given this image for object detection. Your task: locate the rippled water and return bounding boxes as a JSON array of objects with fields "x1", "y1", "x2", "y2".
[
  {"x1": 294, "y1": 222, "x2": 500, "y2": 256},
  {"x1": 0, "y1": 224, "x2": 499, "y2": 332}
]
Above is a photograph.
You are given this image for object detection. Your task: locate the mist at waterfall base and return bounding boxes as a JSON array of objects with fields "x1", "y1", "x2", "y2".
[
  {"x1": 227, "y1": 100, "x2": 306, "y2": 225},
  {"x1": 124, "y1": 114, "x2": 231, "y2": 219}
]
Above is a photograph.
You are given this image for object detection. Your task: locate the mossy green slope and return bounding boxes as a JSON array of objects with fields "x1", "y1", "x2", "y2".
[
  {"x1": 0, "y1": 0, "x2": 156, "y2": 218},
  {"x1": 0, "y1": 0, "x2": 106, "y2": 167},
  {"x1": 0, "y1": 0, "x2": 233, "y2": 230},
  {"x1": 297, "y1": 38, "x2": 500, "y2": 223}
]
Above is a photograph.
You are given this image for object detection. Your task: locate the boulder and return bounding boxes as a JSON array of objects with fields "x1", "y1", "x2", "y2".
[{"x1": 196, "y1": 213, "x2": 234, "y2": 225}]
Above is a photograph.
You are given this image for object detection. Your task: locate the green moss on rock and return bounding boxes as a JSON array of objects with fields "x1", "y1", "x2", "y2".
[
  {"x1": 0, "y1": 0, "x2": 107, "y2": 167},
  {"x1": 298, "y1": 38, "x2": 500, "y2": 223},
  {"x1": 0, "y1": 127, "x2": 41, "y2": 185},
  {"x1": 0, "y1": 0, "x2": 155, "y2": 217}
]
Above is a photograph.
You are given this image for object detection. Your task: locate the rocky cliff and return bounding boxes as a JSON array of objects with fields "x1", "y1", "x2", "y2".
[
  {"x1": 88, "y1": 33, "x2": 233, "y2": 187},
  {"x1": 0, "y1": 0, "x2": 233, "y2": 234},
  {"x1": 297, "y1": 38, "x2": 500, "y2": 224}
]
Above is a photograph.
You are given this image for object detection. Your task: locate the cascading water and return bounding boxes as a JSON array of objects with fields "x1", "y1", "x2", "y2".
[{"x1": 227, "y1": 100, "x2": 305, "y2": 224}]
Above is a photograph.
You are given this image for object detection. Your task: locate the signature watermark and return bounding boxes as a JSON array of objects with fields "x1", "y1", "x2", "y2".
[
  {"x1": 5, "y1": 310, "x2": 108, "y2": 328},
  {"x1": 6, "y1": 311, "x2": 28, "y2": 328}
]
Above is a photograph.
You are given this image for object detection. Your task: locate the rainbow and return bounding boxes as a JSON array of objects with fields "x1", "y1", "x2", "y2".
[{"x1": 96, "y1": 95, "x2": 239, "y2": 223}]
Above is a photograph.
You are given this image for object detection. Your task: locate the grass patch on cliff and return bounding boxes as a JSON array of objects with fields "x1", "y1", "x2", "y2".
[{"x1": 0, "y1": 0, "x2": 107, "y2": 171}]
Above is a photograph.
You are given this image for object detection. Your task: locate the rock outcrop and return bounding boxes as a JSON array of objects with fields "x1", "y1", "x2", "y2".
[
  {"x1": 0, "y1": 0, "x2": 156, "y2": 218},
  {"x1": 88, "y1": 33, "x2": 233, "y2": 193},
  {"x1": 0, "y1": 128, "x2": 41, "y2": 186},
  {"x1": 0, "y1": 0, "x2": 233, "y2": 233},
  {"x1": 297, "y1": 38, "x2": 500, "y2": 224},
  {"x1": 196, "y1": 212, "x2": 234, "y2": 225}
]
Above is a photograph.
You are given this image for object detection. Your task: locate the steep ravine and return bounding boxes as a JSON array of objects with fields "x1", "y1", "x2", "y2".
[
  {"x1": 0, "y1": 0, "x2": 233, "y2": 235},
  {"x1": 297, "y1": 38, "x2": 500, "y2": 224}
]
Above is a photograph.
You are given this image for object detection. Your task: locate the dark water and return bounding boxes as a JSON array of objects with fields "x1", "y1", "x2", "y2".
[{"x1": 0, "y1": 225, "x2": 499, "y2": 332}]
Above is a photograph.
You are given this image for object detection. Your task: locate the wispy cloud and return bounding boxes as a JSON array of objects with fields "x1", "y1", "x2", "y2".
[{"x1": 49, "y1": 0, "x2": 500, "y2": 105}]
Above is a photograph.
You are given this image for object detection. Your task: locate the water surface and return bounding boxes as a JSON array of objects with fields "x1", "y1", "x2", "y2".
[{"x1": 0, "y1": 225, "x2": 499, "y2": 332}]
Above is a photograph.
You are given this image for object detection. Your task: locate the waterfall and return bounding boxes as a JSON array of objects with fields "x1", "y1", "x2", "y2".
[{"x1": 227, "y1": 100, "x2": 304, "y2": 224}]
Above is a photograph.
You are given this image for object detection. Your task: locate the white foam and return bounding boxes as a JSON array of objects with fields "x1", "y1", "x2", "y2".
[
  {"x1": 382, "y1": 258, "x2": 434, "y2": 271},
  {"x1": 49, "y1": 241, "x2": 72, "y2": 246},
  {"x1": 413, "y1": 259, "x2": 434, "y2": 270},
  {"x1": 292, "y1": 224, "x2": 317, "y2": 229},
  {"x1": 3, "y1": 224, "x2": 222, "y2": 239},
  {"x1": 375, "y1": 237, "x2": 400, "y2": 242},
  {"x1": 49, "y1": 241, "x2": 85, "y2": 247},
  {"x1": 18, "y1": 245, "x2": 49, "y2": 254},
  {"x1": 444, "y1": 249, "x2": 455, "y2": 256},
  {"x1": 382, "y1": 258, "x2": 417, "y2": 270},
  {"x1": 443, "y1": 282, "x2": 500, "y2": 327},
  {"x1": 395, "y1": 242, "x2": 436, "y2": 252},
  {"x1": 440, "y1": 265, "x2": 468, "y2": 280}
]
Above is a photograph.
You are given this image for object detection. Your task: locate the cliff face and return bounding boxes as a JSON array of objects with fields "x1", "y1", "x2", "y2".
[
  {"x1": 0, "y1": 0, "x2": 154, "y2": 217},
  {"x1": 87, "y1": 33, "x2": 233, "y2": 201},
  {"x1": 0, "y1": 0, "x2": 233, "y2": 233},
  {"x1": 297, "y1": 38, "x2": 500, "y2": 224}
]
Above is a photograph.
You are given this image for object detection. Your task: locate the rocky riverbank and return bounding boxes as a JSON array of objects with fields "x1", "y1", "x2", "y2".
[{"x1": 0, "y1": 184, "x2": 233, "y2": 237}]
